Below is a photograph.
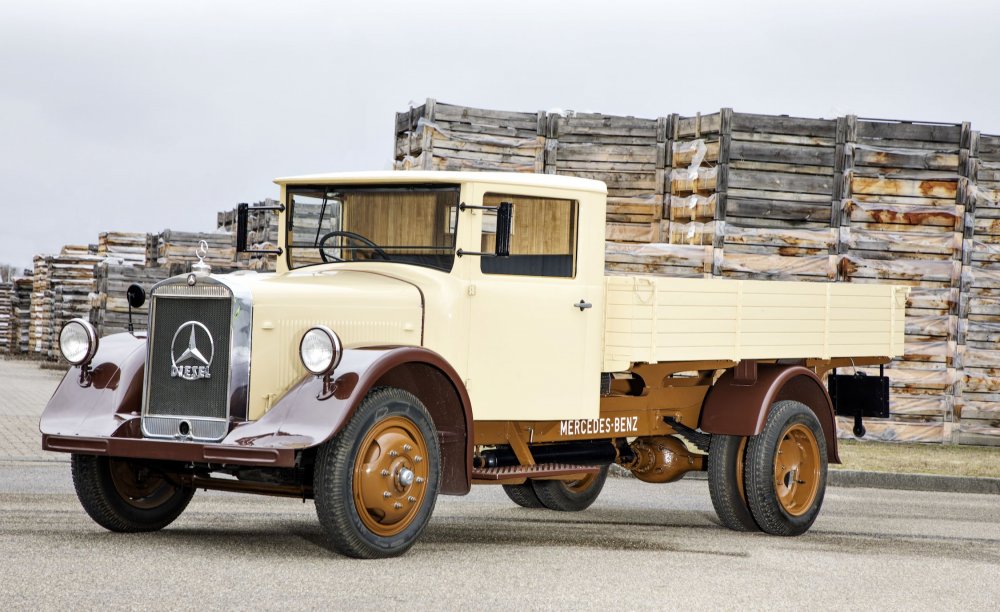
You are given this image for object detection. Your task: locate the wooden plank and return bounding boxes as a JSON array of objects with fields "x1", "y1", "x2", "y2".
[
  {"x1": 841, "y1": 227, "x2": 961, "y2": 255},
  {"x1": 851, "y1": 176, "x2": 957, "y2": 199},
  {"x1": 856, "y1": 120, "x2": 963, "y2": 144},
  {"x1": 853, "y1": 147, "x2": 960, "y2": 171},
  {"x1": 731, "y1": 113, "x2": 837, "y2": 138},
  {"x1": 844, "y1": 201, "x2": 961, "y2": 228},
  {"x1": 729, "y1": 140, "x2": 835, "y2": 167},
  {"x1": 724, "y1": 198, "x2": 833, "y2": 223},
  {"x1": 841, "y1": 255, "x2": 961, "y2": 285},
  {"x1": 728, "y1": 169, "x2": 834, "y2": 196}
]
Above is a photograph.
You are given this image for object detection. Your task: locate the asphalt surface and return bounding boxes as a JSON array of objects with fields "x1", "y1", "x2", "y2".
[{"x1": 2, "y1": 461, "x2": 998, "y2": 610}]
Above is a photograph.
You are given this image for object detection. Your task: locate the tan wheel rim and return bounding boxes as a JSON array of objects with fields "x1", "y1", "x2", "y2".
[
  {"x1": 735, "y1": 436, "x2": 748, "y2": 504},
  {"x1": 562, "y1": 471, "x2": 597, "y2": 493},
  {"x1": 108, "y1": 459, "x2": 176, "y2": 509},
  {"x1": 773, "y1": 423, "x2": 821, "y2": 517},
  {"x1": 352, "y1": 416, "x2": 429, "y2": 537}
]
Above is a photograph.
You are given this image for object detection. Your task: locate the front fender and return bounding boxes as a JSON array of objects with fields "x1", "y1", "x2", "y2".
[
  {"x1": 699, "y1": 364, "x2": 840, "y2": 463},
  {"x1": 39, "y1": 333, "x2": 147, "y2": 438}
]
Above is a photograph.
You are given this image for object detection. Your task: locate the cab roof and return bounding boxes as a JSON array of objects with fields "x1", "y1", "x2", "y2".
[{"x1": 273, "y1": 170, "x2": 608, "y2": 195}]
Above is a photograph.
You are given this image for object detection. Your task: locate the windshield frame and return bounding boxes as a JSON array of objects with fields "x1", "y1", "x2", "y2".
[{"x1": 284, "y1": 183, "x2": 461, "y2": 272}]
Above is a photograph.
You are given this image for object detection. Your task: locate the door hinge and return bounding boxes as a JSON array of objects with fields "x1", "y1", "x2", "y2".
[{"x1": 468, "y1": 285, "x2": 477, "y2": 296}]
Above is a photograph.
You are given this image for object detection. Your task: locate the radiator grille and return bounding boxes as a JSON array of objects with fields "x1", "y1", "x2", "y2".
[{"x1": 144, "y1": 293, "x2": 233, "y2": 434}]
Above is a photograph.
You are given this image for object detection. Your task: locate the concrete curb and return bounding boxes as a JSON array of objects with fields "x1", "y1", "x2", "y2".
[{"x1": 608, "y1": 464, "x2": 1000, "y2": 495}]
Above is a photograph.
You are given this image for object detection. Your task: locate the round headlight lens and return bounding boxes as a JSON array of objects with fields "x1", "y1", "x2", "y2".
[
  {"x1": 59, "y1": 319, "x2": 98, "y2": 365},
  {"x1": 299, "y1": 326, "x2": 342, "y2": 376}
]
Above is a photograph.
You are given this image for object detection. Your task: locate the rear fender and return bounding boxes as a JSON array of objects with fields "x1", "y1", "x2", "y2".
[{"x1": 699, "y1": 364, "x2": 840, "y2": 463}]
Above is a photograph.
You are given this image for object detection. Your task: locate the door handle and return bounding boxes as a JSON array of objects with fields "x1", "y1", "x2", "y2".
[{"x1": 575, "y1": 300, "x2": 592, "y2": 311}]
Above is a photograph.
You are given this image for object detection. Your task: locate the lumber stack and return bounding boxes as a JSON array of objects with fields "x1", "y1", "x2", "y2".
[
  {"x1": 839, "y1": 119, "x2": 972, "y2": 443},
  {"x1": 957, "y1": 132, "x2": 1000, "y2": 445},
  {"x1": 98, "y1": 232, "x2": 148, "y2": 265},
  {"x1": 395, "y1": 99, "x2": 546, "y2": 173},
  {"x1": 667, "y1": 110, "x2": 842, "y2": 282},
  {"x1": 49, "y1": 246, "x2": 102, "y2": 360},
  {"x1": 0, "y1": 283, "x2": 11, "y2": 353},
  {"x1": 217, "y1": 200, "x2": 281, "y2": 271},
  {"x1": 149, "y1": 230, "x2": 236, "y2": 272},
  {"x1": 91, "y1": 263, "x2": 172, "y2": 336},
  {"x1": 12, "y1": 276, "x2": 32, "y2": 354},
  {"x1": 28, "y1": 256, "x2": 52, "y2": 357}
]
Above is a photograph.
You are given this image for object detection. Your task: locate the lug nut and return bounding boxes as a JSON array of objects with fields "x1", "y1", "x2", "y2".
[
  {"x1": 415, "y1": 477, "x2": 424, "y2": 484},
  {"x1": 381, "y1": 469, "x2": 390, "y2": 477},
  {"x1": 408, "y1": 496, "x2": 416, "y2": 503},
  {"x1": 389, "y1": 450, "x2": 398, "y2": 458},
  {"x1": 383, "y1": 491, "x2": 391, "y2": 498},
  {"x1": 393, "y1": 502, "x2": 402, "y2": 510},
  {"x1": 403, "y1": 444, "x2": 412, "y2": 452},
  {"x1": 414, "y1": 455, "x2": 422, "y2": 463}
]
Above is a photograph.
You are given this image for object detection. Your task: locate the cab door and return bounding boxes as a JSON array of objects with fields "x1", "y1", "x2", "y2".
[{"x1": 465, "y1": 188, "x2": 603, "y2": 421}]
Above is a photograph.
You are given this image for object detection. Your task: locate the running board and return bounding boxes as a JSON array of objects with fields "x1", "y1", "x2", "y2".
[{"x1": 472, "y1": 463, "x2": 600, "y2": 483}]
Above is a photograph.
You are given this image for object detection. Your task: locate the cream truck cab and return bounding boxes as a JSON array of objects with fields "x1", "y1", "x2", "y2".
[{"x1": 41, "y1": 171, "x2": 906, "y2": 558}]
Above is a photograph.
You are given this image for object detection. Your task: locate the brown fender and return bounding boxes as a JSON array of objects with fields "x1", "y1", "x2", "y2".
[
  {"x1": 39, "y1": 332, "x2": 147, "y2": 439},
  {"x1": 229, "y1": 346, "x2": 474, "y2": 495},
  {"x1": 699, "y1": 364, "x2": 840, "y2": 463},
  {"x1": 40, "y1": 342, "x2": 474, "y2": 495}
]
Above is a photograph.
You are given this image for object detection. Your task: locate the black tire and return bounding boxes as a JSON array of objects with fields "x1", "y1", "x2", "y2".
[
  {"x1": 708, "y1": 434, "x2": 760, "y2": 532},
  {"x1": 744, "y1": 400, "x2": 828, "y2": 536},
  {"x1": 70, "y1": 454, "x2": 194, "y2": 532},
  {"x1": 530, "y1": 465, "x2": 609, "y2": 512},
  {"x1": 314, "y1": 387, "x2": 440, "y2": 558},
  {"x1": 501, "y1": 482, "x2": 545, "y2": 508}
]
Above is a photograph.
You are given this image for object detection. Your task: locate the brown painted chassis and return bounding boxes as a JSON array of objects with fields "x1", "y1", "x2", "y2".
[
  {"x1": 472, "y1": 357, "x2": 891, "y2": 467},
  {"x1": 40, "y1": 332, "x2": 887, "y2": 497}
]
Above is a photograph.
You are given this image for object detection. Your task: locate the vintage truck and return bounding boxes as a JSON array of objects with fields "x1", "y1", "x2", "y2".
[{"x1": 41, "y1": 171, "x2": 906, "y2": 558}]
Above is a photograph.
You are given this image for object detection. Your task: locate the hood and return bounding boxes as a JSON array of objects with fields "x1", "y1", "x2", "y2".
[{"x1": 237, "y1": 269, "x2": 423, "y2": 420}]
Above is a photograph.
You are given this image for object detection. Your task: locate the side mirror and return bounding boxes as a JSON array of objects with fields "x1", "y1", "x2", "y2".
[
  {"x1": 236, "y1": 203, "x2": 249, "y2": 252},
  {"x1": 126, "y1": 284, "x2": 146, "y2": 309},
  {"x1": 494, "y1": 202, "x2": 512, "y2": 258}
]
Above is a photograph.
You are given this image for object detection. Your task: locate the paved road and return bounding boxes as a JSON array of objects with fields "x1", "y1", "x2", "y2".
[
  {"x1": 0, "y1": 358, "x2": 66, "y2": 462},
  {"x1": 1, "y1": 461, "x2": 998, "y2": 610}
]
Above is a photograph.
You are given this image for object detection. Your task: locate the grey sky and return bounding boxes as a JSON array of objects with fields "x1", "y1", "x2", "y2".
[{"x1": 2, "y1": 0, "x2": 998, "y2": 272}]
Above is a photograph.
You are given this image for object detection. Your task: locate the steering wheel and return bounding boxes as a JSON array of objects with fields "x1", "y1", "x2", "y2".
[{"x1": 318, "y1": 231, "x2": 391, "y2": 263}]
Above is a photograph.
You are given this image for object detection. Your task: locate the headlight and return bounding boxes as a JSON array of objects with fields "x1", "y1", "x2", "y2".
[
  {"x1": 299, "y1": 326, "x2": 343, "y2": 376},
  {"x1": 59, "y1": 318, "x2": 98, "y2": 366}
]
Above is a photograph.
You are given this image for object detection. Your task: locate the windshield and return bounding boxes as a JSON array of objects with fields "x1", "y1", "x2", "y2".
[{"x1": 286, "y1": 185, "x2": 460, "y2": 271}]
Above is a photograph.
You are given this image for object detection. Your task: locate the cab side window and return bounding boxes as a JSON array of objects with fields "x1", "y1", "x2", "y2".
[{"x1": 480, "y1": 193, "x2": 578, "y2": 278}]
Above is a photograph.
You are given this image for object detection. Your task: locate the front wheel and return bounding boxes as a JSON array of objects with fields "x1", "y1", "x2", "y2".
[
  {"x1": 314, "y1": 387, "x2": 440, "y2": 558},
  {"x1": 530, "y1": 465, "x2": 609, "y2": 511},
  {"x1": 744, "y1": 400, "x2": 828, "y2": 536},
  {"x1": 71, "y1": 455, "x2": 194, "y2": 532}
]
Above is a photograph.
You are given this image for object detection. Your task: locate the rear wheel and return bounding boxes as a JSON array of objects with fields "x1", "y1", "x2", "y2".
[
  {"x1": 501, "y1": 482, "x2": 545, "y2": 508},
  {"x1": 530, "y1": 465, "x2": 609, "y2": 512},
  {"x1": 314, "y1": 387, "x2": 440, "y2": 558},
  {"x1": 71, "y1": 455, "x2": 194, "y2": 532},
  {"x1": 708, "y1": 434, "x2": 759, "y2": 532},
  {"x1": 744, "y1": 400, "x2": 827, "y2": 536}
]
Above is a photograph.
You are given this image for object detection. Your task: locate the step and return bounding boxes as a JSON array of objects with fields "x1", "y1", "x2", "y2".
[{"x1": 472, "y1": 462, "x2": 600, "y2": 482}]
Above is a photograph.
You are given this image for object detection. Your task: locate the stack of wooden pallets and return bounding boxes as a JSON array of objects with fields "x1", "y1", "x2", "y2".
[
  {"x1": 91, "y1": 263, "x2": 171, "y2": 336},
  {"x1": 28, "y1": 256, "x2": 52, "y2": 357},
  {"x1": 957, "y1": 132, "x2": 1000, "y2": 444},
  {"x1": 395, "y1": 100, "x2": 546, "y2": 173},
  {"x1": 217, "y1": 200, "x2": 281, "y2": 271},
  {"x1": 391, "y1": 99, "x2": 1000, "y2": 445},
  {"x1": 0, "y1": 282, "x2": 11, "y2": 354},
  {"x1": 98, "y1": 232, "x2": 148, "y2": 265},
  {"x1": 839, "y1": 119, "x2": 972, "y2": 443},
  {"x1": 49, "y1": 246, "x2": 102, "y2": 360},
  {"x1": 12, "y1": 276, "x2": 32, "y2": 354},
  {"x1": 148, "y1": 229, "x2": 236, "y2": 273},
  {"x1": 667, "y1": 110, "x2": 842, "y2": 282}
]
